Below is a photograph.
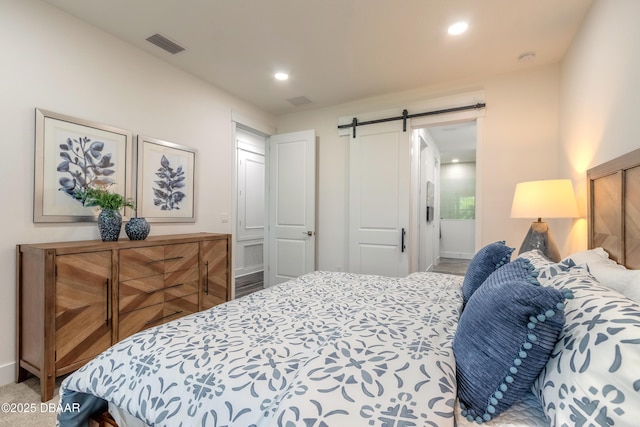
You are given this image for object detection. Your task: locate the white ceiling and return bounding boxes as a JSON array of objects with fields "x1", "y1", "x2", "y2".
[
  {"x1": 41, "y1": 0, "x2": 592, "y2": 116},
  {"x1": 428, "y1": 121, "x2": 477, "y2": 164}
]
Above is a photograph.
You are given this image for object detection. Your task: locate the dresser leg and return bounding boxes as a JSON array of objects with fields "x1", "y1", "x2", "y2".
[
  {"x1": 41, "y1": 373, "x2": 54, "y2": 402},
  {"x1": 16, "y1": 364, "x2": 30, "y2": 383}
]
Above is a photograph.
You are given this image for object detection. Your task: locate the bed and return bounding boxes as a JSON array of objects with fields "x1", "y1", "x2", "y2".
[{"x1": 57, "y1": 150, "x2": 640, "y2": 427}]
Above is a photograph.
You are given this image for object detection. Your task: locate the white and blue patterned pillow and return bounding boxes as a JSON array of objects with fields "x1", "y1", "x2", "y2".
[
  {"x1": 533, "y1": 267, "x2": 640, "y2": 426},
  {"x1": 518, "y1": 249, "x2": 554, "y2": 270},
  {"x1": 536, "y1": 259, "x2": 576, "y2": 284}
]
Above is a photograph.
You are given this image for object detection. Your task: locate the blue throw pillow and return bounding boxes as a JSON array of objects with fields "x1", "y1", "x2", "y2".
[
  {"x1": 462, "y1": 241, "x2": 514, "y2": 305},
  {"x1": 454, "y1": 269, "x2": 572, "y2": 423},
  {"x1": 484, "y1": 258, "x2": 540, "y2": 287}
]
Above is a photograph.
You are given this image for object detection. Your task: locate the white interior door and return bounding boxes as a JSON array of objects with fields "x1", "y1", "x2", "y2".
[
  {"x1": 267, "y1": 130, "x2": 316, "y2": 285},
  {"x1": 349, "y1": 121, "x2": 410, "y2": 276},
  {"x1": 237, "y1": 148, "x2": 265, "y2": 241},
  {"x1": 236, "y1": 145, "x2": 265, "y2": 277}
]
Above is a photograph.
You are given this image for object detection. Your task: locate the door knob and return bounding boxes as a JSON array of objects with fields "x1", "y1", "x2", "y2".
[{"x1": 303, "y1": 231, "x2": 314, "y2": 236}]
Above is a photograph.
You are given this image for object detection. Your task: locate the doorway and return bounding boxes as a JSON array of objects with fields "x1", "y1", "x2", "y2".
[
  {"x1": 420, "y1": 120, "x2": 477, "y2": 267},
  {"x1": 234, "y1": 128, "x2": 267, "y2": 297}
]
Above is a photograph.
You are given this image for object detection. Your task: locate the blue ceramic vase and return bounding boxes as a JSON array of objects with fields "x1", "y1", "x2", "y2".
[
  {"x1": 98, "y1": 209, "x2": 122, "y2": 242},
  {"x1": 125, "y1": 217, "x2": 150, "y2": 240}
]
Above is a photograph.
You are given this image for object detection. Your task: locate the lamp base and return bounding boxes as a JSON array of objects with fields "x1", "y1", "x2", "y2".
[{"x1": 517, "y1": 221, "x2": 561, "y2": 262}]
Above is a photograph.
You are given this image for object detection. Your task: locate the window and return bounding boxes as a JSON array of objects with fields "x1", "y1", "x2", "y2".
[{"x1": 440, "y1": 163, "x2": 476, "y2": 220}]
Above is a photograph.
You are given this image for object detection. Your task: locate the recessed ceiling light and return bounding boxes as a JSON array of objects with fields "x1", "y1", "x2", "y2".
[
  {"x1": 274, "y1": 72, "x2": 289, "y2": 81},
  {"x1": 448, "y1": 21, "x2": 468, "y2": 35}
]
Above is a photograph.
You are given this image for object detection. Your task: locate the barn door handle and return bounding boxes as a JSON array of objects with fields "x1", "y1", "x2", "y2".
[{"x1": 401, "y1": 228, "x2": 406, "y2": 252}]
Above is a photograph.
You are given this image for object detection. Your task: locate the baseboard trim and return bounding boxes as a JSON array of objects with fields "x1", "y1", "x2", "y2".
[
  {"x1": 235, "y1": 266, "x2": 264, "y2": 278},
  {"x1": 440, "y1": 251, "x2": 474, "y2": 260},
  {"x1": 0, "y1": 361, "x2": 16, "y2": 387}
]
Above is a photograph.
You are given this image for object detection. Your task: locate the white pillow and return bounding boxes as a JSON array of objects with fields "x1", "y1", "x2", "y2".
[
  {"x1": 586, "y1": 262, "x2": 640, "y2": 303},
  {"x1": 563, "y1": 247, "x2": 615, "y2": 266},
  {"x1": 563, "y1": 247, "x2": 640, "y2": 303}
]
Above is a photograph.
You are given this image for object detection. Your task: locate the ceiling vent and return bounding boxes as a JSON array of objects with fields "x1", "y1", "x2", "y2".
[
  {"x1": 146, "y1": 33, "x2": 186, "y2": 55},
  {"x1": 287, "y1": 96, "x2": 312, "y2": 106}
]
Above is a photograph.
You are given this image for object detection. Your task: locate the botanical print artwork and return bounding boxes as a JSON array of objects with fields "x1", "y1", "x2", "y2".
[
  {"x1": 35, "y1": 109, "x2": 132, "y2": 222},
  {"x1": 57, "y1": 136, "x2": 116, "y2": 202},
  {"x1": 153, "y1": 155, "x2": 186, "y2": 210},
  {"x1": 137, "y1": 136, "x2": 195, "y2": 222}
]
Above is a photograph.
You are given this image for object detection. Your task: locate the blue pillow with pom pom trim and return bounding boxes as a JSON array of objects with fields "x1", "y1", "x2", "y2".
[
  {"x1": 483, "y1": 258, "x2": 541, "y2": 287},
  {"x1": 454, "y1": 260, "x2": 572, "y2": 424},
  {"x1": 462, "y1": 241, "x2": 514, "y2": 305}
]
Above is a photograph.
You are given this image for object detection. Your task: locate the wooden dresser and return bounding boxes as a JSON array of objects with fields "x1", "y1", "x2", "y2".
[{"x1": 16, "y1": 232, "x2": 231, "y2": 401}]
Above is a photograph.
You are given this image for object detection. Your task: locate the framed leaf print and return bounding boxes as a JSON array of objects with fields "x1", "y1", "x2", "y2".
[
  {"x1": 34, "y1": 109, "x2": 133, "y2": 222},
  {"x1": 136, "y1": 136, "x2": 196, "y2": 222}
]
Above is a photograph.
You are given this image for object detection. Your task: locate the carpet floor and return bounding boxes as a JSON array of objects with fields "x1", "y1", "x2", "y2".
[{"x1": 0, "y1": 376, "x2": 61, "y2": 426}]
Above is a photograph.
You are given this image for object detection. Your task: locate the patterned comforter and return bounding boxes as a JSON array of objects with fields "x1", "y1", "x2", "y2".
[{"x1": 58, "y1": 271, "x2": 463, "y2": 427}]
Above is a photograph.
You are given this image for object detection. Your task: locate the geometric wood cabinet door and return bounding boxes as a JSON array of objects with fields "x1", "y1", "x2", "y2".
[
  {"x1": 200, "y1": 237, "x2": 231, "y2": 310},
  {"x1": 55, "y1": 251, "x2": 112, "y2": 373},
  {"x1": 16, "y1": 245, "x2": 116, "y2": 402}
]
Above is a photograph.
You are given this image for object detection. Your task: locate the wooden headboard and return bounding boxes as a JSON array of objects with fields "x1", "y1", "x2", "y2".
[{"x1": 587, "y1": 148, "x2": 640, "y2": 269}]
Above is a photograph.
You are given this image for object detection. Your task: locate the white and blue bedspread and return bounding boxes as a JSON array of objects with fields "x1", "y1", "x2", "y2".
[{"x1": 58, "y1": 271, "x2": 463, "y2": 427}]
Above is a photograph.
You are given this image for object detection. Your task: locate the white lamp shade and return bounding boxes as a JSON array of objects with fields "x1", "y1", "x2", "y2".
[{"x1": 510, "y1": 179, "x2": 579, "y2": 219}]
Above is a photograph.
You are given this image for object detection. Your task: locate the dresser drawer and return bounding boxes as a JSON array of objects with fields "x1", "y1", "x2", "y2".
[
  {"x1": 119, "y1": 275, "x2": 164, "y2": 314},
  {"x1": 118, "y1": 303, "x2": 164, "y2": 340},
  {"x1": 164, "y1": 293, "x2": 198, "y2": 317},
  {"x1": 165, "y1": 266, "x2": 198, "y2": 286},
  {"x1": 119, "y1": 246, "x2": 164, "y2": 280},
  {"x1": 164, "y1": 276, "x2": 198, "y2": 302},
  {"x1": 164, "y1": 243, "x2": 198, "y2": 272}
]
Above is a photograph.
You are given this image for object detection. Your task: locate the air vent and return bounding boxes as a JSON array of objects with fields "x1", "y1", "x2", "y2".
[
  {"x1": 146, "y1": 33, "x2": 186, "y2": 55},
  {"x1": 287, "y1": 96, "x2": 312, "y2": 106}
]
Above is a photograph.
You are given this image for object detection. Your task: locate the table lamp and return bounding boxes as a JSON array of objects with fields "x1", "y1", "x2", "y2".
[{"x1": 510, "y1": 179, "x2": 579, "y2": 262}]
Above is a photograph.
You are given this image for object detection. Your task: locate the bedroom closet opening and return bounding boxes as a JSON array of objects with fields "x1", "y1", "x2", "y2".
[{"x1": 234, "y1": 128, "x2": 267, "y2": 297}]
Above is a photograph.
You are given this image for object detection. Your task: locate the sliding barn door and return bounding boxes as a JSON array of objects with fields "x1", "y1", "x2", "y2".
[{"x1": 349, "y1": 121, "x2": 410, "y2": 276}]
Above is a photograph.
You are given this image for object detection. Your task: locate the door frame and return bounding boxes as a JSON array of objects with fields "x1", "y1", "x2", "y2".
[
  {"x1": 231, "y1": 113, "x2": 275, "y2": 297},
  {"x1": 410, "y1": 115, "x2": 484, "y2": 261}
]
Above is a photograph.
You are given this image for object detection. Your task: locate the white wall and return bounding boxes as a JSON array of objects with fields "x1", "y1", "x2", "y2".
[
  {"x1": 440, "y1": 221, "x2": 476, "y2": 259},
  {"x1": 0, "y1": 0, "x2": 274, "y2": 386},
  {"x1": 558, "y1": 0, "x2": 640, "y2": 254},
  {"x1": 276, "y1": 65, "x2": 562, "y2": 272},
  {"x1": 440, "y1": 162, "x2": 476, "y2": 259}
]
